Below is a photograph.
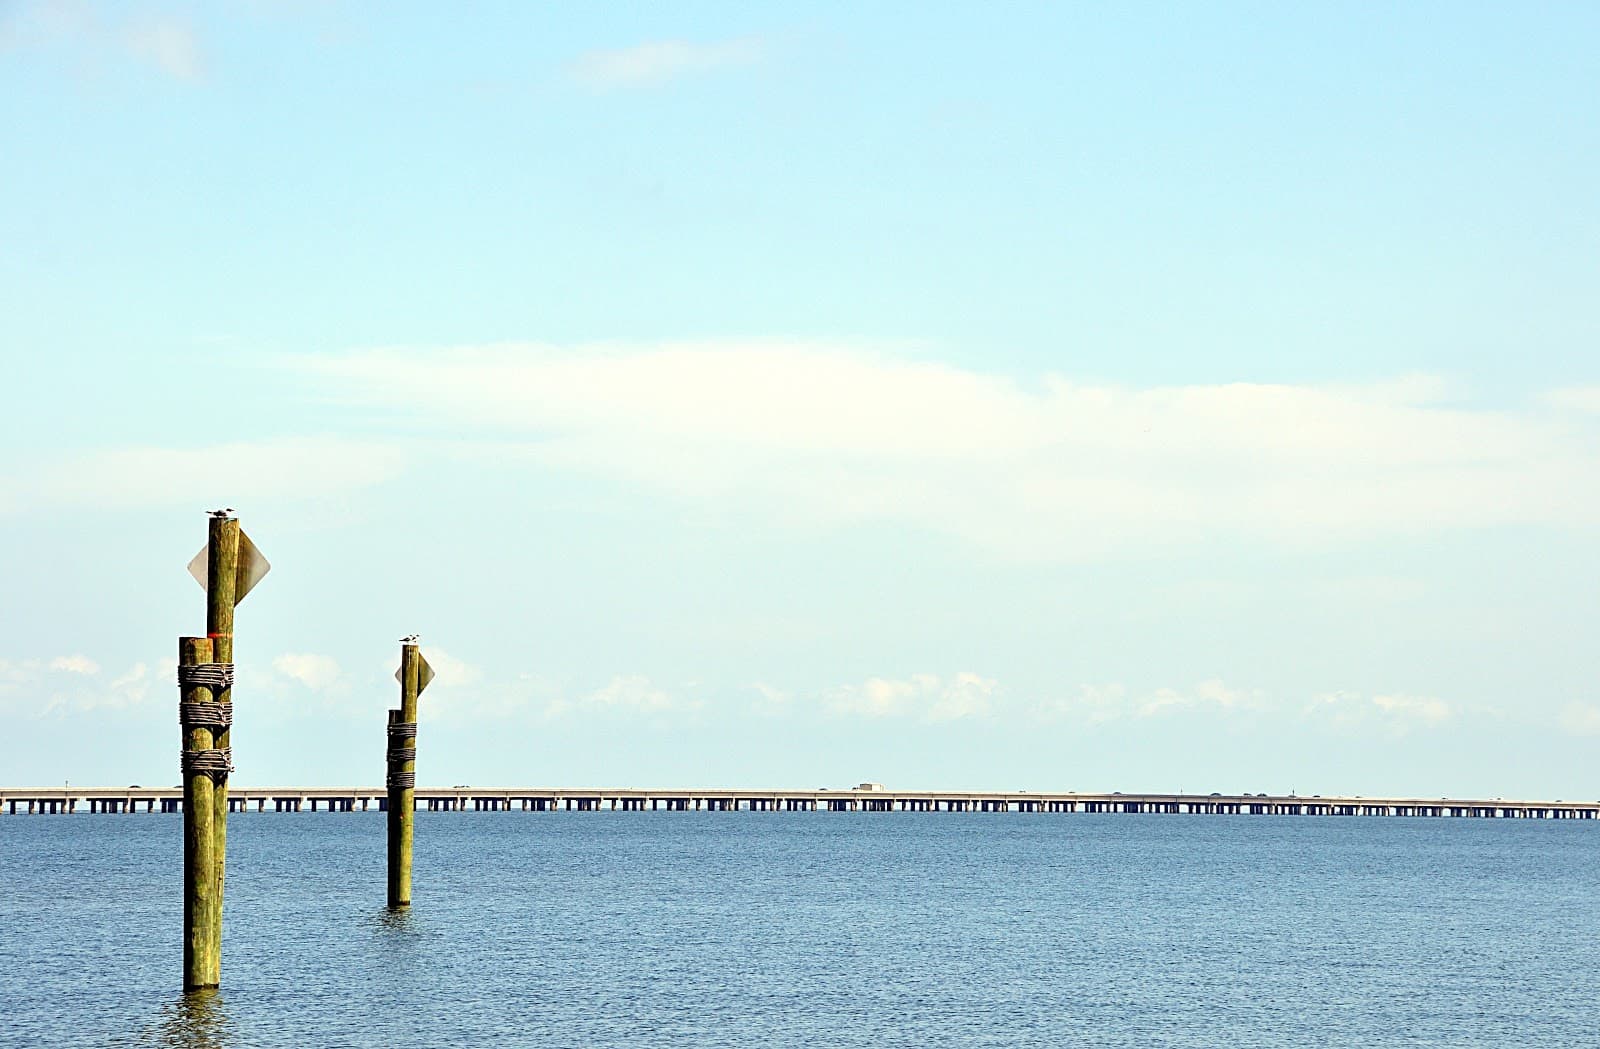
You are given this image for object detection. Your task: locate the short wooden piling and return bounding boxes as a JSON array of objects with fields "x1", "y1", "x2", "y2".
[
  {"x1": 386, "y1": 643, "x2": 421, "y2": 907},
  {"x1": 180, "y1": 635, "x2": 218, "y2": 990}
]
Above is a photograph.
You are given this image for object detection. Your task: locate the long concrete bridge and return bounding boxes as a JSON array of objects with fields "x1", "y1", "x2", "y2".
[{"x1": 3, "y1": 786, "x2": 1597, "y2": 819}]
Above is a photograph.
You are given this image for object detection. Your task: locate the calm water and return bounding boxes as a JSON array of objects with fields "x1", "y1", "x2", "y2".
[{"x1": 2, "y1": 812, "x2": 1597, "y2": 1047}]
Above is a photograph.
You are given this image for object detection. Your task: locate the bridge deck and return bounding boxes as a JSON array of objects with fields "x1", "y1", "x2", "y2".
[{"x1": 2, "y1": 787, "x2": 1596, "y2": 818}]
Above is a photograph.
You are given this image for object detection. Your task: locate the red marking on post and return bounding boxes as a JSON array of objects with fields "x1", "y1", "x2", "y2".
[{"x1": 207, "y1": 632, "x2": 232, "y2": 639}]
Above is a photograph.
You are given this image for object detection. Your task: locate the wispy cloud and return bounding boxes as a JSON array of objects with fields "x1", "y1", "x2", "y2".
[
  {"x1": 0, "y1": 436, "x2": 410, "y2": 516},
  {"x1": 1559, "y1": 703, "x2": 1600, "y2": 735},
  {"x1": 273, "y1": 646, "x2": 482, "y2": 699},
  {"x1": 49, "y1": 654, "x2": 100, "y2": 675},
  {"x1": 3, "y1": 2, "x2": 207, "y2": 82},
  {"x1": 410, "y1": 648, "x2": 480, "y2": 692},
  {"x1": 571, "y1": 37, "x2": 762, "y2": 88},
  {"x1": 250, "y1": 646, "x2": 488, "y2": 721},
  {"x1": 274, "y1": 652, "x2": 343, "y2": 691},
  {"x1": 427, "y1": 670, "x2": 691, "y2": 724},
  {"x1": 585, "y1": 674, "x2": 678, "y2": 713},
  {"x1": 1305, "y1": 691, "x2": 1455, "y2": 733},
  {"x1": 1545, "y1": 386, "x2": 1600, "y2": 414},
  {"x1": 125, "y1": 18, "x2": 204, "y2": 81},
  {"x1": 748, "y1": 682, "x2": 791, "y2": 716},
  {"x1": 0, "y1": 650, "x2": 1487, "y2": 739},
  {"x1": 0, "y1": 656, "x2": 170, "y2": 715},
  {"x1": 823, "y1": 672, "x2": 999, "y2": 722},
  {"x1": 297, "y1": 342, "x2": 1600, "y2": 560},
  {"x1": 1370, "y1": 693, "x2": 1453, "y2": 723},
  {"x1": 1036, "y1": 679, "x2": 1268, "y2": 723}
]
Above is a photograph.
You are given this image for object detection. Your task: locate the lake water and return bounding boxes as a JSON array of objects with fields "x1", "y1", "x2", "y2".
[{"x1": 2, "y1": 812, "x2": 1597, "y2": 1047}]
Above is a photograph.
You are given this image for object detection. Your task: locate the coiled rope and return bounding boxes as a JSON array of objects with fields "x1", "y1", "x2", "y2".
[
  {"x1": 179, "y1": 702, "x2": 233, "y2": 728},
  {"x1": 180, "y1": 748, "x2": 233, "y2": 780},
  {"x1": 177, "y1": 663, "x2": 235, "y2": 690}
]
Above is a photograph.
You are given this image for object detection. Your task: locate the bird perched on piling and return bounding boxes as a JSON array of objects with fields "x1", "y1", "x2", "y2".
[
  {"x1": 400, "y1": 634, "x2": 420, "y2": 643},
  {"x1": 208, "y1": 508, "x2": 235, "y2": 518}
]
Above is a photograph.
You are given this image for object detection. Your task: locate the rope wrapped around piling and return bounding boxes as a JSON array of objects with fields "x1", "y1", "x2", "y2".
[
  {"x1": 387, "y1": 747, "x2": 416, "y2": 765},
  {"x1": 180, "y1": 747, "x2": 233, "y2": 781},
  {"x1": 177, "y1": 663, "x2": 235, "y2": 690},
  {"x1": 387, "y1": 721, "x2": 417, "y2": 739},
  {"x1": 386, "y1": 771, "x2": 415, "y2": 790},
  {"x1": 179, "y1": 701, "x2": 233, "y2": 728}
]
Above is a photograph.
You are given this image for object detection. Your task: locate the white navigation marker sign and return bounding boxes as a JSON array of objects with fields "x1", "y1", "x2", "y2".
[
  {"x1": 187, "y1": 531, "x2": 272, "y2": 604},
  {"x1": 396, "y1": 653, "x2": 436, "y2": 693}
]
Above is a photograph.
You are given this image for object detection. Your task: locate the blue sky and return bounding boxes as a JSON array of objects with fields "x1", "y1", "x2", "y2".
[{"x1": 3, "y1": 2, "x2": 1598, "y2": 798}]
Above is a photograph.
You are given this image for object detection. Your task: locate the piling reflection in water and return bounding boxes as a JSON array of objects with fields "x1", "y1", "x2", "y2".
[
  {"x1": 139, "y1": 991, "x2": 236, "y2": 1049},
  {"x1": 372, "y1": 904, "x2": 417, "y2": 937}
]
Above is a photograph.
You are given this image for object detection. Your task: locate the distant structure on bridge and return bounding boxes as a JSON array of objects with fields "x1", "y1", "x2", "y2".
[{"x1": 2, "y1": 786, "x2": 1595, "y2": 820}]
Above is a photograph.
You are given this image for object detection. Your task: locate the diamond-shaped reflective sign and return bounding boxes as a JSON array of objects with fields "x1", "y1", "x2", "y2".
[
  {"x1": 188, "y1": 531, "x2": 271, "y2": 605},
  {"x1": 395, "y1": 654, "x2": 435, "y2": 693}
]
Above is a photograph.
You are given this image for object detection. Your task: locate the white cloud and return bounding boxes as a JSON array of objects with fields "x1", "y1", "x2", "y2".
[
  {"x1": 929, "y1": 672, "x2": 999, "y2": 721},
  {"x1": 125, "y1": 18, "x2": 203, "y2": 80},
  {"x1": 106, "y1": 662, "x2": 152, "y2": 704},
  {"x1": 1309, "y1": 575, "x2": 1426, "y2": 604},
  {"x1": 1139, "y1": 678, "x2": 1264, "y2": 717},
  {"x1": 1036, "y1": 682, "x2": 1130, "y2": 723},
  {"x1": 3, "y1": 3, "x2": 206, "y2": 81},
  {"x1": 297, "y1": 343, "x2": 1600, "y2": 560},
  {"x1": 274, "y1": 653, "x2": 342, "y2": 691},
  {"x1": 1037, "y1": 679, "x2": 1265, "y2": 722},
  {"x1": 749, "y1": 681, "x2": 791, "y2": 716},
  {"x1": 0, "y1": 659, "x2": 44, "y2": 698},
  {"x1": 0, "y1": 649, "x2": 1490, "y2": 740},
  {"x1": 420, "y1": 666, "x2": 553, "y2": 725},
  {"x1": 1545, "y1": 387, "x2": 1600, "y2": 414},
  {"x1": 584, "y1": 674, "x2": 676, "y2": 713},
  {"x1": 254, "y1": 646, "x2": 483, "y2": 719},
  {"x1": 571, "y1": 37, "x2": 762, "y2": 88},
  {"x1": 825, "y1": 674, "x2": 931, "y2": 718},
  {"x1": 1305, "y1": 691, "x2": 1454, "y2": 731},
  {"x1": 823, "y1": 672, "x2": 997, "y2": 721},
  {"x1": 418, "y1": 648, "x2": 481, "y2": 691},
  {"x1": 1039, "y1": 682, "x2": 1462, "y2": 732},
  {"x1": 1370, "y1": 693, "x2": 1453, "y2": 724},
  {"x1": 0, "y1": 656, "x2": 161, "y2": 714},
  {"x1": 427, "y1": 669, "x2": 695, "y2": 723},
  {"x1": 0, "y1": 436, "x2": 410, "y2": 516},
  {"x1": 31, "y1": 660, "x2": 159, "y2": 714},
  {"x1": 1560, "y1": 703, "x2": 1600, "y2": 735}
]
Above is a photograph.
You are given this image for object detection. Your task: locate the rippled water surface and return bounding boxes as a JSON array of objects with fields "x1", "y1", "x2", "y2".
[{"x1": 2, "y1": 812, "x2": 1597, "y2": 1047}]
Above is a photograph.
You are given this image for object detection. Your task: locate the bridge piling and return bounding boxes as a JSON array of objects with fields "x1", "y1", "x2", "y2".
[{"x1": 5, "y1": 787, "x2": 1600, "y2": 821}]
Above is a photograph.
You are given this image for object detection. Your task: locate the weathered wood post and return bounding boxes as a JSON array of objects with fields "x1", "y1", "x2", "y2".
[
  {"x1": 386, "y1": 641, "x2": 424, "y2": 907},
  {"x1": 204, "y1": 515, "x2": 237, "y2": 974},
  {"x1": 179, "y1": 635, "x2": 218, "y2": 989},
  {"x1": 180, "y1": 510, "x2": 268, "y2": 990}
]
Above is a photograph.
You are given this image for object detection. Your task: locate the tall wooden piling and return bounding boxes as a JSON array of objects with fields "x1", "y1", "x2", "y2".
[
  {"x1": 387, "y1": 643, "x2": 420, "y2": 907},
  {"x1": 180, "y1": 635, "x2": 218, "y2": 989},
  {"x1": 178, "y1": 510, "x2": 266, "y2": 990},
  {"x1": 204, "y1": 516, "x2": 238, "y2": 971}
]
